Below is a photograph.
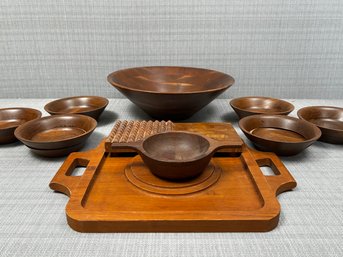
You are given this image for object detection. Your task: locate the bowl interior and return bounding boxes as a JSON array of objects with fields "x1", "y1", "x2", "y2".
[
  {"x1": 231, "y1": 97, "x2": 294, "y2": 115},
  {"x1": 0, "y1": 108, "x2": 41, "y2": 130},
  {"x1": 45, "y1": 96, "x2": 108, "y2": 114},
  {"x1": 143, "y1": 132, "x2": 210, "y2": 161},
  {"x1": 239, "y1": 115, "x2": 320, "y2": 143},
  {"x1": 108, "y1": 66, "x2": 234, "y2": 93},
  {"x1": 298, "y1": 106, "x2": 343, "y2": 131},
  {"x1": 16, "y1": 115, "x2": 96, "y2": 143}
]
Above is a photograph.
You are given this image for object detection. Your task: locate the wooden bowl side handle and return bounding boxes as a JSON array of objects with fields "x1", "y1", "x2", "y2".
[
  {"x1": 206, "y1": 138, "x2": 235, "y2": 155},
  {"x1": 251, "y1": 149, "x2": 297, "y2": 196}
]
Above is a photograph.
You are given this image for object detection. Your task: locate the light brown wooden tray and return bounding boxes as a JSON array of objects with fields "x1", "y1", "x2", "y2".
[{"x1": 49, "y1": 122, "x2": 296, "y2": 232}]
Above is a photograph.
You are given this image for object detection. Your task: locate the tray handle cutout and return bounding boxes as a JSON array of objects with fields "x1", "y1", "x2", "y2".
[
  {"x1": 49, "y1": 153, "x2": 92, "y2": 197},
  {"x1": 252, "y1": 150, "x2": 297, "y2": 196}
]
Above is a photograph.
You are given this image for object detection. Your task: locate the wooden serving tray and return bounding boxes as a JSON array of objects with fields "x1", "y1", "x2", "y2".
[{"x1": 49, "y1": 122, "x2": 296, "y2": 232}]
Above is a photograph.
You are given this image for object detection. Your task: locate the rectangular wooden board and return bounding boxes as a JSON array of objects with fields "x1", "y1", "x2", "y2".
[{"x1": 105, "y1": 121, "x2": 243, "y2": 153}]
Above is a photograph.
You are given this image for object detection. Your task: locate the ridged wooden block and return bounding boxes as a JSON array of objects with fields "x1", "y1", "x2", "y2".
[{"x1": 105, "y1": 120, "x2": 174, "y2": 152}]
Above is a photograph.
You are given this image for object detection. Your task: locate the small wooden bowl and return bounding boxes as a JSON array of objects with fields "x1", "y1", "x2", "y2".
[
  {"x1": 0, "y1": 108, "x2": 42, "y2": 144},
  {"x1": 14, "y1": 114, "x2": 97, "y2": 150},
  {"x1": 108, "y1": 66, "x2": 234, "y2": 120},
  {"x1": 297, "y1": 106, "x2": 343, "y2": 144},
  {"x1": 44, "y1": 96, "x2": 109, "y2": 120},
  {"x1": 111, "y1": 131, "x2": 231, "y2": 180},
  {"x1": 239, "y1": 115, "x2": 321, "y2": 156},
  {"x1": 230, "y1": 96, "x2": 294, "y2": 119}
]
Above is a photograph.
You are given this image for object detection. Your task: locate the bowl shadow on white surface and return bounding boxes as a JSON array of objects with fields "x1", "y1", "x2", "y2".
[
  {"x1": 282, "y1": 140, "x2": 343, "y2": 163},
  {"x1": 28, "y1": 151, "x2": 66, "y2": 162},
  {"x1": 312, "y1": 140, "x2": 343, "y2": 149},
  {"x1": 183, "y1": 104, "x2": 217, "y2": 122},
  {"x1": 96, "y1": 110, "x2": 118, "y2": 127},
  {"x1": 0, "y1": 140, "x2": 23, "y2": 148},
  {"x1": 278, "y1": 148, "x2": 311, "y2": 162},
  {"x1": 126, "y1": 104, "x2": 153, "y2": 120},
  {"x1": 83, "y1": 131, "x2": 106, "y2": 150},
  {"x1": 279, "y1": 140, "x2": 333, "y2": 163},
  {"x1": 221, "y1": 111, "x2": 240, "y2": 123}
]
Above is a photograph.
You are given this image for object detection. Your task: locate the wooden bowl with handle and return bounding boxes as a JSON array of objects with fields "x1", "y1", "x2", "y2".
[{"x1": 111, "y1": 131, "x2": 232, "y2": 180}]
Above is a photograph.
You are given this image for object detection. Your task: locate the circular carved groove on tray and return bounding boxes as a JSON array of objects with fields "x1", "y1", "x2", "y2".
[{"x1": 125, "y1": 156, "x2": 221, "y2": 195}]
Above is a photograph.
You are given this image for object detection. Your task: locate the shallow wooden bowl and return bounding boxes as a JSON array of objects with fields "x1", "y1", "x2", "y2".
[
  {"x1": 44, "y1": 96, "x2": 109, "y2": 120},
  {"x1": 239, "y1": 115, "x2": 321, "y2": 156},
  {"x1": 230, "y1": 96, "x2": 294, "y2": 119},
  {"x1": 111, "y1": 131, "x2": 232, "y2": 180},
  {"x1": 107, "y1": 66, "x2": 234, "y2": 120},
  {"x1": 297, "y1": 106, "x2": 343, "y2": 144},
  {"x1": 0, "y1": 108, "x2": 42, "y2": 144},
  {"x1": 14, "y1": 114, "x2": 97, "y2": 150}
]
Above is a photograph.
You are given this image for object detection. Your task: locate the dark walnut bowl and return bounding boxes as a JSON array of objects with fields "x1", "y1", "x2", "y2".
[
  {"x1": 230, "y1": 96, "x2": 294, "y2": 119},
  {"x1": 0, "y1": 108, "x2": 42, "y2": 144},
  {"x1": 297, "y1": 106, "x2": 343, "y2": 144},
  {"x1": 239, "y1": 115, "x2": 321, "y2": 156},
  {"x1": 107, "y1": 66, "x2": 234, "y2": 120},
  {"x1": 14, "y1": 114, "x2": 97, "y2": 150},
  {"x1": 44, "y1": 96, "x2": 109, "y2": 120}
]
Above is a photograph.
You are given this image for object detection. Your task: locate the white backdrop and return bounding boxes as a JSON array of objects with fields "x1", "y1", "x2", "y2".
[{"x1": 0, "y1": 0, "x2": 342, "y2": 98}]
